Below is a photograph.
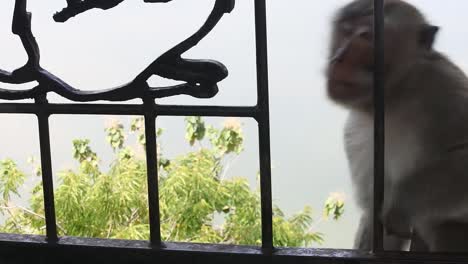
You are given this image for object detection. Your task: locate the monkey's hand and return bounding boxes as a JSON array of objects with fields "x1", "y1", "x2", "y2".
[{"x1": 382, "y1": 204, "x2": 413, "y2": 239}]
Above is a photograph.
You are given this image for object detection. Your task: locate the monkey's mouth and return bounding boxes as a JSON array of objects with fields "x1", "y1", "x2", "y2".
[
  {"x1": 327, "y1": 73, "x2": 373, "y2": 104},
  {"x1": 328, "y1": 79, "x2": 356, "y2": 88},
  {"x1": 327, "y1": 79, "x2": 360, "y2": 98},
  {"x1": 326, "y1": 63, "x2": 373, "y2": 101},
  {"x1": 327, "y1": 72, "x2": 363, "y2": 89}
]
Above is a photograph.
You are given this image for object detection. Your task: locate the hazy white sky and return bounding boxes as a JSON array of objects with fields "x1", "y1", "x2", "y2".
[{"x1": 1, "y1": 0, "x2": 468, "y2": 248}]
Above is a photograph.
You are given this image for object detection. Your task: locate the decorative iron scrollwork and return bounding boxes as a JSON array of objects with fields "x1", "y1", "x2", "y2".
[{"x1": 0, "y1": 0, "x2": 235, "y2": 101}]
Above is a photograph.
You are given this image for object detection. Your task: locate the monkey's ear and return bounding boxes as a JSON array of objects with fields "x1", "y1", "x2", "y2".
[{"x1": 419, "y1": 25, "x2": 439, "y2": 50}]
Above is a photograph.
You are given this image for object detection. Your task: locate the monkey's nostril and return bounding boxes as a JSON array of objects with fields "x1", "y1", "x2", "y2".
[
  {"x1": 330, "y1": 55, "x2": 343, "y2": 64},
  {"x1": 330, "y1": 54, "x2": 344, "y2": 64},
  {"x1": 359, "y1": 31, "x2": 373, "y2": 41}
]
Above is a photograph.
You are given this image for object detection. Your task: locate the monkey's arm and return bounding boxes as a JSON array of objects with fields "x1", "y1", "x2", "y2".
[{"x1": 382, "y1": 151, "x2": 468, "y2": 238}]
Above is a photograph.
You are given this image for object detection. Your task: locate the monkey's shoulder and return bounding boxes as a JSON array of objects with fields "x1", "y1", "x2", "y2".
[{"x1": 418, "y1": 52, "x2": 468, "y2": 91}]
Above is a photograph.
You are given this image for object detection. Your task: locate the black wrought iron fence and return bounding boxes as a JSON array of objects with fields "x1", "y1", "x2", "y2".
[{"x1": 0, "y1": 0, "x2": 467, "y2": 263}]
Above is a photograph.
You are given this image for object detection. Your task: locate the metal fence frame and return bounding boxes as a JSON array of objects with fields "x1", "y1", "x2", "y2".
[{"x1": 1, "y1": 0, "x2": 468, "y2": 263}]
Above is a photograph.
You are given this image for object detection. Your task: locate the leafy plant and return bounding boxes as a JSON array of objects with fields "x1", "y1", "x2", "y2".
[
  {"x1": 324, "y1": 193, "x2": 345, "y2": 221},
  {"x1": 0, "y1": 117, "x2": 344, "y2": 247},
  {"x1": 0, "y1": 159, "x2": 25, "y2": 202},
  {"x1": 105, "y1": 120, "x2": 125, "y2": 151}
]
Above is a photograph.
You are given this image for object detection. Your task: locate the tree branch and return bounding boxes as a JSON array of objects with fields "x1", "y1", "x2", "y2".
[{"x1": 0, "y1": 205, "x2": 67, "y2": 234}]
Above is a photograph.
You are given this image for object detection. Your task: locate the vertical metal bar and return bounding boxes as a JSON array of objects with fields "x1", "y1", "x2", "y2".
[
  {"x1": 35, "y1": 96, "x2": 58, "y2": 242},
  {"x1": 372, "y1": 0, "x2": 385, "y2": 253},
  {"x1": 143, "y1": 98, "x2": 162, "y2": 246},
  {"x1": 410, "y1": 232, "x2": 429, "y2": 251},
  {"x1": 254, "y1": 0, "x2": 273, "y2": 252}
]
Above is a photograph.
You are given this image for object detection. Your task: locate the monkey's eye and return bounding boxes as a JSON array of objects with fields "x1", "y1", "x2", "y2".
[
  {"x1": 340, "y1": 22, "x2": 354, "y2": 35},
  {"x1": 358, "y1": 30, "x2": 373, "y2": 41}
]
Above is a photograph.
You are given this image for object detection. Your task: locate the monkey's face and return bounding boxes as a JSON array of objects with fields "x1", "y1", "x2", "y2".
[
  {"x1": 326, "y1": 13, "x2": 375, "y2": 109},
  {"x1": 326, "y1": 0, "x2": 437, "y2": 110}
]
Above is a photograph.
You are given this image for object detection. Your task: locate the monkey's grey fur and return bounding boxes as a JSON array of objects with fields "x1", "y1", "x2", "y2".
[{"x1": 330, "y1": 0, "x2": 468, "y2": 252}]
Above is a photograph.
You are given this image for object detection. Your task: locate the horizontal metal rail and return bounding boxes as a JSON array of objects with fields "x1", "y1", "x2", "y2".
[
  {"x1": 0, "y1": 103, "x2": 258, "y2": 118},
  {"x1": 1, "y1": 234, "x2": 468, "y2": 264}
]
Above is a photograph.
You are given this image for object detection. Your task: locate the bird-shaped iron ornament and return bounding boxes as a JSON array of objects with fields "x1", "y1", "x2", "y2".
[{"x1": 0, "y1": 0, "x2": 235, "y2": 101}]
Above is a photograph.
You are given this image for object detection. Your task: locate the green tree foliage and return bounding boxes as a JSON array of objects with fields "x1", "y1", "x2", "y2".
[
  {"x1": 0, "y1": 159, "x2": 25, "y2": 202},
  {"x1": 0, "y1": 117, "x2": 344, "y2": 247}
]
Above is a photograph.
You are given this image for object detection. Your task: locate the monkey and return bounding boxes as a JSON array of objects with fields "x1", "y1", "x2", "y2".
[{"x1": 326, "y1": 0, "x2": 468, "y2": 252}]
